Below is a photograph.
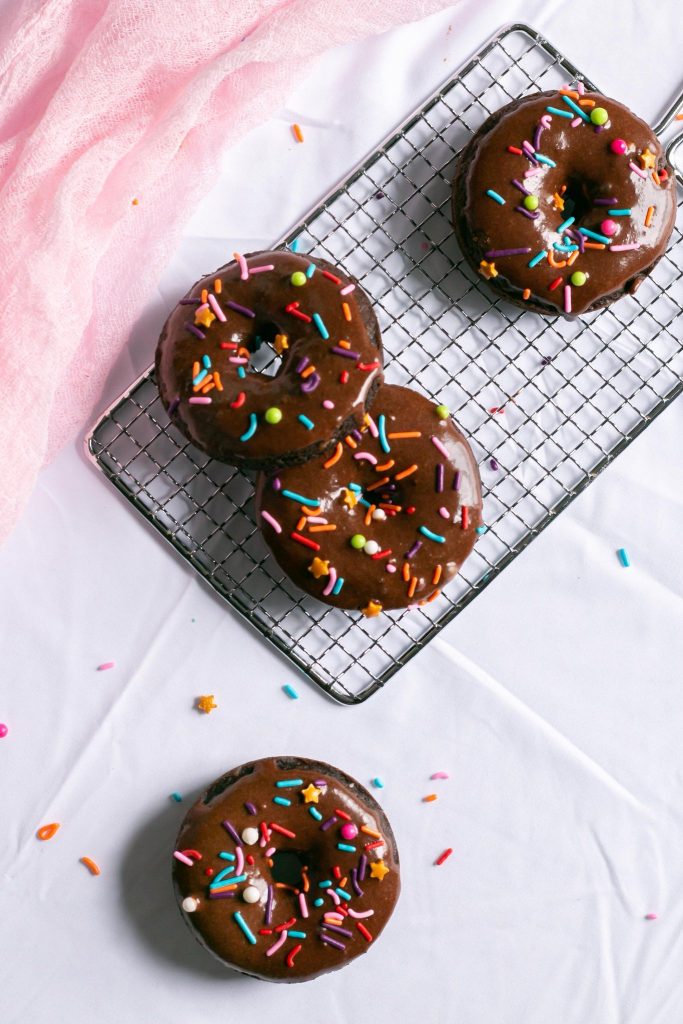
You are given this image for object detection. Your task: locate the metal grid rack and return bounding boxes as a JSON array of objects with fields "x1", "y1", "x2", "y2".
[{"x1": 86, "y1": 24, "x2": 683, "y2": 705}]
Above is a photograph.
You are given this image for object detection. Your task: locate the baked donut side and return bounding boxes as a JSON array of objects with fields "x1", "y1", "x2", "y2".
[
  {"x1": 256, "y1": 383, "x2": 483, "y2": 613},
  {"x1": 172, "y1": 756, "x2": 400, "y2": 983},
  {"x1": 155, "y1": 251, "x2": 383, "y2": 471},
  {"x1": 452, "y1": 89, "x2": 677, "y2": 317}
]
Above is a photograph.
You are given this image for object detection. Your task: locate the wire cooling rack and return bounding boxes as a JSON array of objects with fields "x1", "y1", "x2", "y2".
[{"x1": 86, "y1": 23, "x2": 683, "y2": 705}]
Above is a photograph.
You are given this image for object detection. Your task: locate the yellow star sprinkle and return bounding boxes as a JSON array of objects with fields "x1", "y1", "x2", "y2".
[
  {"x1": 195, "y1": 307, "x2": 216, "y2": 329},
  {"x1": 639, "y1": 146, "x2": 656, "y2": 171},
  {"x1": 196, "y1": 694, "x2": 218, "y2": 714},
  {"x1": 343, "y1": 488, "x2": 358, "y2": 509},
  {"x1": 301, "y1": 783, "x2": 321, "y2": 804},
  {"x1": 361, "y1": 600, "x2": 382, "y2": 618},
  {"x1": 479, "y1": 260, "x2": 498, "y2": 280},
  {"x1": 308, "y1": 557, "x2": 330, "y2": 579},
  {"x1": 369, "y1": 859, "x2": 390, "y2": 881},
  {"x1": 273, "y1": 333, "x2": 289, "y2": 355}
]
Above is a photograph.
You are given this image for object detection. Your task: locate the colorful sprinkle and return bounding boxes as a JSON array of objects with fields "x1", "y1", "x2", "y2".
[
  {"x1": 298, "y1": 414, "x2": 315, "y2": 430},
  {"x1": 37, "y1": 823, "x2": 60, "y2": 841},
  {"x1": 97, "y1": 662, "x2": 115, "y2": 672},
  {"x1": 239, "y1": 413, "x2": 258, "y2": 442},
  {"x1": 528, "y1": 250, "x2": 548, "y2": 268},
  {"x1": 281, "y1": 489, "x2": 320, "y2": 506},
  {"x1": 80, "y1": 857, "x2": 101, "y2": 876},
  {"x1": 311, "y1": 312, "x2": 329, "y2": 339},
  {"x1": 419, "y1": 526, "x2": 445, "y2": 544},
  {"x1": 435, "y1": 848, "x2": 453, "y2": 866},
  {"x1": 282, "y1": 684, "x2": 299, "y2": 699},
  {"x1": 233, "y1": 911, "x2": 257, "y2": 944},
  {"x1": 486, "y1": 189, "x2": 505, "y2": 205},
  {"x1": 617, "y1": 548, "x2": 631, "y2": 567},
  {"x1": 226, "y1": 300, "x2": 255, "y2": 318}
]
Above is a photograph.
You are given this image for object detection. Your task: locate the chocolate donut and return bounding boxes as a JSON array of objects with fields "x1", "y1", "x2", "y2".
[
  {"x1": 173, "y1": 756, "x2": 400, "y2": 982},
  {"x1": 155, "y1": 251, "x2": 383, "y2": 470},
  {"x1": 256, "y1": 384, "x2": 482, "y2": 613},
  {"x1": 452, "y1": 87, "x2": 677, "y2": 317}
]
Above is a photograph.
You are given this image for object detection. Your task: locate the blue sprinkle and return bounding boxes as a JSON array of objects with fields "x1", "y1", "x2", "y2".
[
  {"x1": 170, "y1": 792, "x2": 183, "y2": 802},
  {"x1": 305, "y1": 262, "x2": 316, "y2": 278},
  {"x1": 336, "y1": 888, "x2": 351, "y2": 901},
  {"x1": 608, "y1": 209, "x2": 632, "y2": 216},
  {"x1": 553, "y1": 242, "x2": 578, "y2": 252},
  {"x1": 273, "y1": 796, "x2": 291, "y2": 806},
  {"x1": 312, "y1": 313, "x2": 329, "y2": 339},
  {"x1": 561, "y1": 95, "x2": 590, "y2": 121},
  {"x1": 276, "y1": 778, "x2": 303, "y2": 788},
  {"x1": 233, "y1": 911, "x2": 257, "y2": 945},
  {"x1": 348, "y1": 483, "x2": 362, "y2": 493},
  {"x1": 313, "y1": 897, "x2": 324, "y2": 907},
  {"x1": 239, "y1": 412, "x2": 258, "y2": 442},
  {"x1": 617, "y1": 548, "x2": 631, "y2": 568},
  {"x1": 535, "y1": 153, "x2": 556, "y2": 167},
  {"x1": 579, "y1": 227, "x2": 612, "y2": 244},
  {"x1": 372, "y1": 777, "x2": 384, "y2": 788},
  {"x1": 192, "y1": 368, "x2": 208, "y2": 386},
  {"x1": 289, "y1": 238, "x2": 300, "y2": 252},
  {"x1": 528, "y1": 250, "x2": 548, "y2": 268},
  {"x1": 546, "y1": 105, "x2": 574, "y2": 118},
  {"x1": 298, "y1": 414, "x2": 315, "y2": 430},
  {"x1": 281, "y1": 489, "x2": 320, "y2": 506},
  {"x1": 358, "y1": 498, "x2": 372, "y2": 508},
  {"x1": 309, "y1": 806, "x2": 323, "y2": 821},
  {"x1": 211, "y1": 868, "x2": 243, "y2": 888},
  {"x1": 419, "y1": 525, "x2": 446, "y2": 544},
  {"x1": 337, "y1": 843, "x2": 357, "y2": 853},
  {"x1": 475, "y1": 525, "x2": 488, "y2": 535},
  {"x1": 218, "y1": 852, "x2": 236, "y2": 862},
  {"x1": 486, "y1": 189, "x2": 505, "y2": 205},
  {"x1": 202, "y1": 354, "x2": 211, "y2": 368},
  {"x1": 557, "y1": 216, "x2": 575, "y2": 233},
  {"x1": 319, "y1": 880, "x2": 332, "y2": 888},
  {"x1": 332, "y1": 576, "x2": 344, "y2": 595},
  {"x1": 289, "y1": 931, "x2": 307, "y2": 939},
  {"x1": 237, "y1": 365, "x2": 246, "y2": 379},
  {"x1": 282, "y1": 684, "x2": 299, "y2": 700},
  {"x1": 378, "y1": 414, "x2": 390, "y2": 454}
]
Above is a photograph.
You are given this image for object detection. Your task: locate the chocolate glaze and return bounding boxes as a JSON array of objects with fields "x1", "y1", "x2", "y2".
[
  {"x1": 452, "y1": 90, "x2": 677, "y2": 317},
  {"x1": 256, "y1": 384, "x2": 482, "y2": 611},
  {"x1": 155, "y1": 251, "x2": 383, "y2": 470},
  {"x1": 173, "y1": 756, "x2": 400, "y2": 983}
]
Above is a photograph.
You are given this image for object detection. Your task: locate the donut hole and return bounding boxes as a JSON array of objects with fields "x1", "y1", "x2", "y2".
[
  {"x1": 246, "y1": 321, "x2": 285, "y2": 378},
  {"x1": 562, "y1": 175, "x2": 602, "y2": 224},
  {"x1": 271, "y1": 848, "x2": 309, "y2": 887}
]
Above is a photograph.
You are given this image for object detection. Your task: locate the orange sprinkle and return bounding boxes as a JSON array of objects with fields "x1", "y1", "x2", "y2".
[
  {"x1": 238, "y1": 346, "x2": 250, "y2": 359},
  {"x1": 214, "y1": 278, "x2": 222, "y2": 294},
  {"x1": 200, "y1": 381, "x2": 216, "y2": 394},
  {"x1": 676, "y1": 113, "x2": 683, "y2": 120},
  {"x1": 387, "y1": 431, "x2": 421, "y2": 439},
  {"x1": 342, "y1": 302, "x2": 352, "y2": 321},
  {"x1": 426, "y1": 589, "x2": 441, "y2": 603},
  {"x1": 547, "y1": 250, "x2": 567, "y2": 268},
  {"x1": 361, "y1": 825, "x2": 381, "y2": 838},
  {"x1": 296, "y1": 516, "x2": 307, "y2": 532},
  {"x1": 375, "y1": 460, "x2": 395, "y2": 472},
  {"x1": 559, "y1": 88, "x2": 579, "y2": 98},
  {"x1": 131, "y1": 198, "x2": 139, "y2": 205},
  {"x1": 432, "y1": 565, "x2": 442, "y2": 585},
  {"x1": 338, "y1": 339, "x2": 351, "y2": 349},
  {"x1": 645, "y1": 206, "x2": 654, "y2": 227},
  {"x1": 366, "y1": 476, "x2": 391, "y2": 492},
  {"x1": 301, "y1": 364, "x2": 317, "y2": 378},
  {"x1": 567, "y1": 250, "x2": 580, "y2": 266},
  {"x1": 37, "y1": 823, "x2": 60, "y2": 841},
  {"x1": 364, "y1": 505, "x2": 376, "y2": 526},
  {"x1": 192, "y1": 361, "x2": 200, "y2": 378},
  {"x1": 407, "y1": 576, "x2": 418, "y2": 599},
  {"x1": 522, "y1": 288, "x2": 531, "y2": 301},
  {"x1": 201, "y1": 289, "x2": 208, "y2": 304},
  {"x1": 323, "y1": 442, "x2": 343, "y2": 468},
  {"x1": 344, "y1": 435, "x2": 358, "y2": 449},
  {"x1": 301, "y1": 504, "x2": 320, "y2": 515},
  {"x1": 584, "y1": 242, "x2": 606, "y2": 250},
  {"x1": 292, "y1": 123, "x2": 304, "y2": 143},
  {"x1": 309, "y1": 524, "x2": 337, "y2": 532},
  {"x1": 578, "y1": 98, "x2": 595, "y2": 107},
  {"x1": 652, "y1": 170, "x2": 661, "y2": 186},
  {"x1": 194, "y1": 377, "x2": 211, "y2": 392},
  {"x1": 394, "y1": 464, "x2": 418, "y2": 481},
  {"x1": 402, "y1": 562, "x2": 411, "y2": 582},
  {"x1": 423, "y1": 794, "x2": 438, "y2": 802},
  {"x1": 213, "y1": 371, "x2": 223, "y2": 391},
  {"x1": 80, "y1": 857, "x2": 100, "y2": 876}
]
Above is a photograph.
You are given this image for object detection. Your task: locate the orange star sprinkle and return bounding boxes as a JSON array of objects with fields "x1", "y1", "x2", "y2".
[{"x1": 196, "y1": 695, "x2": 218, "y2": 714}]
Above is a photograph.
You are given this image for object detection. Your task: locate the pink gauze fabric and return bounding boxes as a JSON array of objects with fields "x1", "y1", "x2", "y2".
[{"x1": 0, "y1": 0, "x2": 456, "y2": 546}]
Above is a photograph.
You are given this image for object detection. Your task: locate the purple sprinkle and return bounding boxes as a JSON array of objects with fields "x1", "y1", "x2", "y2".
[
  {"x1": 319, "y1": 933, "x2": 346, "y2": 951},
  {"x1": 331, "y1": 346, "x2": 360, "y2": 359},
  {"x1": 208, "y1": 890, "x2": 236, "y2": 900},
  {"x1": 436, "y1": 464, "x2": 444, "y2": 493},
  {"x1": 594, "y1": 198, "x2": 619, "y2": 206},
  {"x1": 405, "y1": 539, "x2": 422, "y2": 559},
  {"x1": 351, "y1": 429, "x2": 363, "y2": 442},
  {"x1": 515, "y1": 205, "x2": 539, "y2": 220},
  {"x1": 453, "y1": 469, "x2": 462, "y2": 491},
  {"x1": 490, "y1": 458, "x2": 499, "y2": 471},
  {"x1": 168, "y1": 397, "x2": 180, "y2": 415},
  {"x1": 221, "y1": 820, "x2": 241, "y2": 845},
  {"x1": 266, "y1": 884, "x2": 273, "y2": 925},
  {"x1": 358, "y1": 854, "x2": 367, "y2": 882},
  {"x1": 484, "y1": 247, "x2": 532, "y2": 257},
  {"x1": 532, "y1": 124, "x2": 543, "y2": 151},
  {"x1": 272, "y1": 477, "x2": 281, "y2": 491},
  {"x1": 320, "y1": 817, "x2": 338, "y2": 831},
  {"x1": 296, "y1": 356, "x2": 310, "y2": 374},
  {"x1": 300, "y1": 372, "x2": 321, "y2": 393},
  {"x1": 323, "y1": 923, "x2": 353, "y2": 938},
  {"x1": 226, "y1": 300, "x2": 256, "y2": 319},
  {"x1": 185, "y1": 322, "x2": 205, "y2": 340},
  {"x1": 351, "y1": 867, "x2": 363, "y2": 897},
  {"x1": 179, "y1": 298, "x2": 201, "y2": 305},
  {"x1": 595, "y1": 124, "x2": 606, "y2": 134},
  {"x1": 314, "y1": 779, "x2": 327, "y2": 787},
  {"x1": 245, "y1": 802, "x2": 257, "y2": 815},
  {"x1": 511, "y1": 178, "x2": 531, "y2": 196}
]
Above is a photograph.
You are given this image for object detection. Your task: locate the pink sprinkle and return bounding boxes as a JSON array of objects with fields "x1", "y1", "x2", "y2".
[
  {"x1": 234, "y1": 252, "x2": 249, "y2": 279},
  {"x1": 645, "y1": 913, "x2": 658, "y2": 920},
  {"x1": 260, "y1": 511, "x2": 282, "y2": 534},
  {"x1": 173, "y1": 851, "x2": 194, "y2": 867},
  {"x1": 298, "y1": 892, "x2": 309, "y2": 918},
  {"x1": 208, "y1": 293, "x2": 226, "y2": 322},
  {"x1": 306, "y1": 516, "x2": 328, "y2": 525},
  {"x1": 629, "y1": 161, "x2": 647, "y2": 179},
  {"x1": 97, "y1": 662, "x2": 115, "y2": 672},
  {"x1": 564, "y1": 285, "x2": 572, "y2": 314},
  {"x1": 365, "y1": 413, "x2": 379, "y2": 438},
  {"x1": 438, "y1": 507, "x2": 450, "y2": 519},
  {"x1": 386, "y1": 564, "x2": 397, "y2": 574},
  {"x1": 189, "y1": 397, "x2": 212, "y2": 404},
  {"x1": 266, "y1": 930, "x2": 288, "y2": 956},
  {"x1": 347, "y1": 907, "x2": 375, "y2": 918},
  {"x1": 354, "y1": 451, "x2": 378, "y2": 464},
  {"x1": 327, "y1": 888, "x2": 341, "y2": 906},
  {"x1": 249, "y1": 264, "x2": 275, "y2": 274},
  {"x1": 430, "y1": 771, "x2": 450, "y2": 780},
  {"x1": 235, "y1": 847, "x2": 244, "y2": 875},
  {"x1": 265, "y1": 846, "x2": 276, "y2": 857},
  {"x1": 611, "y1": 243, "x2": 640, "y2": 252},
  {"x1": 322, "y1": 567, "x2": 337, "y2": 596},
  {"x1": 430, "y1": 435, "x2": 449, "y2": 459},
  {"x1": 524, "y1": 167, "x2": 542, "y2": 178},
  {"x1": 340, "y1": 284, "x2": 355, "y2": 295},
  {"x1": 195, "y1": 302, "x2": 210, "y2": 313},
  {"x1": 322, "y1": 399, "x2": 335, "y2": 410},
  {"x1": 229, "y1": 356, "x2": 248, "y2": 364},
  {"x1": 577, "y1": 81, "x2": 585, "y2": 95},
  {"x1": 571, "y1": 117, "x2": 582, "y2": 127}
]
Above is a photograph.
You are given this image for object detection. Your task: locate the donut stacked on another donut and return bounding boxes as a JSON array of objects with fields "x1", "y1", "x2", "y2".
[
  {"x1": 256, "y1": 384, "x2": 482, "y2": 614},
  {"x1": 155, "y1": 251, "x2": 383, "y2": 470},
  {"x1": 173, "y1": 756, "x2": 400, "y2": 983},
  {"x1": 452, "y1": 87, "x2": 677, "y2": 317}
]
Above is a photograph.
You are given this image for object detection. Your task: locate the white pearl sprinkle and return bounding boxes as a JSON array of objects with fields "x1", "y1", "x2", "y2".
[
  {"x1": 372, "y1": 509, "x2": 386, "y2": 521},
  {"x1": 363, "y1": 540, "x2": 380, "y2": 555},
  {"x1": 241, "y1": 827, "x2": 259, "y2": 845},
  {"x1": 182, "y1": 897, "x2": 199, "y2": 913},
  {"x1": 242, "y1": 885, "x2": 260, "y2": 904}
]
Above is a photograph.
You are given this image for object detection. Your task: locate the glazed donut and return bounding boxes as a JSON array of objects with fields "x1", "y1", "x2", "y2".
[
  {"x1": 255, "y1": 384, "x2": 482, "y2": 613},
  {"x1": 155, "y1": 251, "x2": 383, "y2": 470},
  {"x1": 172, "y1": 756, "x2": 400, "y2": 983},
  {"x1": 452, "y1": 87, "x2": 677, "y2": 317}
]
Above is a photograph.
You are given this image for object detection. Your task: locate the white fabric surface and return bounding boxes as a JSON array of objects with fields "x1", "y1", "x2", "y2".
[{"x1": 2, "y1": 2, "x2": 683, "y2": 1021}]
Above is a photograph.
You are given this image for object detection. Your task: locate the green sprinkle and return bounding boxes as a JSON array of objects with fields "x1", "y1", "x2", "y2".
[
  {"x1": 290, "y1": 271, "x2": 307, "y2": 287},
  {"x1": 265, "y1": 407, "x2": 283, "y2": 425},
  {"x1": 570, "y1": 271, "x2": 587, "y2": 287},
  {"x1": 233, "y1": 911, "x2": 257, "y2": 944},
  {"x1": 350, "y1": 534, "x2": 366, "y2": 550},
  {"x1": 591, "y1": 106, "x2": 609, "y2": 125},
  {"x1": 523, "y1": 195, "x2": 539, "y2": 211},
  {"x1": 435, "y1": 404, "x2": 450, "y2": 420}
]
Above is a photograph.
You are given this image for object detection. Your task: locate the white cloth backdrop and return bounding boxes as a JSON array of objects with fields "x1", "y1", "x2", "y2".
[{"x1": 2, "y1": 2, "x2": 683, "y2": 1021}]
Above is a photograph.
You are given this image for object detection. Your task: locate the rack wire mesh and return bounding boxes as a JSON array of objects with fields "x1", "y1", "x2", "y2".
[{"x1": 87, "y1": 24, "x2": 683, "y2": 705}]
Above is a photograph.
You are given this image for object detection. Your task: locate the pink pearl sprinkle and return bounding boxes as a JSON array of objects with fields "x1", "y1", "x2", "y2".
[
  {"x1": 340, "y1": 822, "x2": 358, "y2": 841},
  {"x1": 386, "y1": 564, "x2": 397, "y2": 574},
  {"x1": 0, "y1": 723, "x2": 8, "y2": 738},
  {"x1": 601, "y1": 219, "x2": 617, "y2": 236},
  {"x1": 611, "y1": 138, "x2": 627, "y2": 155},
  {"x1": 438, "y1": 507, "x2": 450, "y2": 519},
  {"x1": 97, "y1": 662, "x2": 115, "y2": 671},
  {"x1": 322, "y1": 400, "x2": 335, "y2": 410}
]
